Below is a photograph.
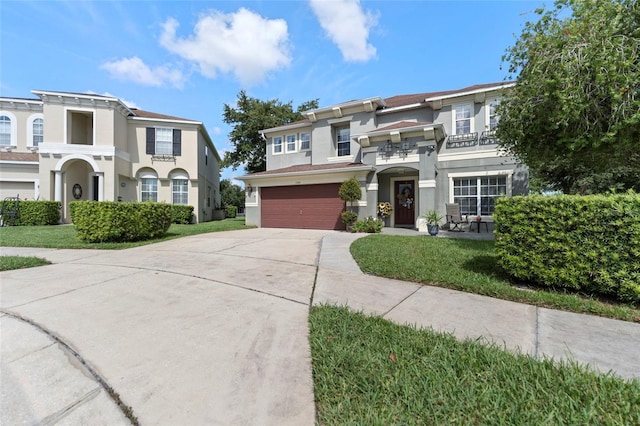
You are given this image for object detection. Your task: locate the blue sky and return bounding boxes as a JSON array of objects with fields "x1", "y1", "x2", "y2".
[{"x1": 1, "y1": 0, "x2": 544, "y2": 183}]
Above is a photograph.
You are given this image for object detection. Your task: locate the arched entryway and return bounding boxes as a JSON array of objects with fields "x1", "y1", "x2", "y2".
[
  {"x1": 376, "y1": 166, "x2": 419, "y2": 228},
  {"x1": 54, "y1": 155, "x2": 103, "y2": 223}
]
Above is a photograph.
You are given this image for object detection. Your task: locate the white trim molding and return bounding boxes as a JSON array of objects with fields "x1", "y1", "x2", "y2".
[
  {"x1": 366, "y1": 183, "x2": 379, "y2": 191},
  {"x1": 376, "y1": 154, "x2": 420, "y2": 165},
  {"x1": 437, "y1": 149, "x2": 507, "y2": 162},
  {"x1": 418, "y1": 179, "x2": 436, "y2": 188}
]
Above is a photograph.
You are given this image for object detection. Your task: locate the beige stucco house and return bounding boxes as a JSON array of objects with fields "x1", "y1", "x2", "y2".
[{"x1": 0, "y1": 90, "x2": 221, "y2": 223}]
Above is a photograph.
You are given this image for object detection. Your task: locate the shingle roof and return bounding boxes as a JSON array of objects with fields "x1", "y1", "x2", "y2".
[
  {"x1": 0, "y1": 152, "x2": 39, "y2": 161},
  {"x1": 383, "y1": 82, "x2": 510, "y2": 109},
  {"x1": 245, "y1": 162, "x2": 370, "y2": 177},
  {"x1": 130, "y1": 109, "x2": 196, "y2": 122},
  {"x1": 371, "y1": 121, "x2": 433, "y2": 132}
]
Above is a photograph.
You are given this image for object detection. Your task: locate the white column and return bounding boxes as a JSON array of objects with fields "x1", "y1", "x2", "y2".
[
  {"x1": 97, "y1": 173, "x2": 104, "y2": 201},
  {"x1": 54, "y1": 171, "x2": 62, "y2": 202}
]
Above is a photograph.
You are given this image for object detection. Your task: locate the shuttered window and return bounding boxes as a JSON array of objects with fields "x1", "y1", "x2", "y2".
[{"x1": 146, "y1": 127, "x2": 182, "y2": 156}]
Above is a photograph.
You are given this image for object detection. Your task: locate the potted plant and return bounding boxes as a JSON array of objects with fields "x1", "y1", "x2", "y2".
[
  {"x1": 423, "y1": 210, "x2": 443, "y2": 236},
  {"x1": 339, "y1": 177, "x2": 362, "y2": 231}
]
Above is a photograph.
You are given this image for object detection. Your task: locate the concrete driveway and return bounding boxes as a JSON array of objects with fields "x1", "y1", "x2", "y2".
[
  {"x1": 2, "y1": 227, "x2": 639, "y2": 425},
  {"x1": 1, "y1": 228, "x2": 326, "y2": 425}
]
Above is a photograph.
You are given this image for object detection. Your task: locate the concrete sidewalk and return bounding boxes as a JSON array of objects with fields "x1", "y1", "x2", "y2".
[{"x1": 1, "y1": 228, "x2": 639, "y2": 425}]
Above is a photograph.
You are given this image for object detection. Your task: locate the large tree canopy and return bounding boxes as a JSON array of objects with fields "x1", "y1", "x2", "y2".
[
  {"x1": 222, "y1": 90, "x2": 318, "y2": 174},
  {"x1": 497, "y1": 0, "x2": 640, "y2": 194}
]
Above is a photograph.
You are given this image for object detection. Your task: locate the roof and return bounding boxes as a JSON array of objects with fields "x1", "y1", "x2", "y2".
[
  {"x1": 371, "y1": 121, "x2": 434, "y2": 133},
  {"x1": 242, "y1": 162, "x2": 373, "y2": 178},
  {"x1": 383, "y1": 82, "x2": 511, "y2": 109},
  {"x1": 130, "y1": 109, "x2": 196, "y2": 122},
  {"x1": 0, "y1": 152, "x2": 39, "y2": 162}
]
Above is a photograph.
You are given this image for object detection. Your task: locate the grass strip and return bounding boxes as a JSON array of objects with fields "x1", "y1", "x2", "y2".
[
  {"x1": 350, "y1": 235, "x2": 640, "y2": 322},
  {"x1": 0, "y1": 256, "x2": 50, "y2": 271},
  {"x1": 0, "y1": 217, "x2": 252, "y2": 250},
  {"x1": 310, "y1": 305, "x2": 640, "y2": 425}
]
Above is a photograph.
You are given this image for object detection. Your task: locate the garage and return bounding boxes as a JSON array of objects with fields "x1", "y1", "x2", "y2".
[
  {"x1": 0, "y1": 181, "x2": 36, "y2": 200},
  {"x1": 261, "y1": 183, "x2": 345, "y2": 230}
]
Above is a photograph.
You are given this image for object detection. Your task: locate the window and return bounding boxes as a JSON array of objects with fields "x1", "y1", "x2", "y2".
[
  {"x1": 155, "y1": 127, "x2": 173, "y2": 155},
  {"x1": 453, "y1": 176, "x2": 506, "y2": 216},
  {"x1": 300, "y1": 132, "x2": 311, "y2": 150},
  {"x1": 32, "y1": 118, "x2": 43, "y2": 146},
  {"x1": 488, "y1": 100, "x2": 499, "y2": 130},
  {"x1": 172, "y1": 179, "x2": 189, "y2": 204},
  {"x1": 0, "y1": 115, "x2": 12, "y2": 146},
  {"x1": 336, "y1": 126, "x2": 350, "y2": 156},
  {"x1": 286, "y1": 134, "x2": 296, "y2": 153},
  {"x1": 146, "y1": 127, "x2": 181, "y2": 156},
  {"x1": 141, "y1": 177, "x2": 158, "y2": 202},
  {"x1": 205, "y1": 145, "x2": 208, "y2": 165},
  {"x1": 273, "y1": 136, "x2": 282, "y2": 154},
  {"x1": 454, "y1": 104, "x2": 472, "y2": 135}
]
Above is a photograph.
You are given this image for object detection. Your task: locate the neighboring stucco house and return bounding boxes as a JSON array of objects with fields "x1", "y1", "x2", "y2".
[
  {"x1": 239, "y1": 82, "x2": 529, "y2": 231},
  {"x1": 0, "y1": 90, "x2": 221, "y2": 223}
]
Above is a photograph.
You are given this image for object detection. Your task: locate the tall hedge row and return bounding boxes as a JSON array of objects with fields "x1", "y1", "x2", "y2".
[
  {"x1": 69, "y1": 201, "x2": 171, "y2": 243},
  {"x1": 0, "y1": 200, "x2": 60, "y2": 225},
  {"x1": 494, "y1": 193, "x2": 640, "y2": 303}
]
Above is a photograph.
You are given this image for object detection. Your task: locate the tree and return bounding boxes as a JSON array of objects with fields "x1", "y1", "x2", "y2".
[
  {"x1": 497, "y1": 0, "x2": 640, "y2": 194},
  {"x1": 222, "y1": 91, "x2": 319, "y2": 174},
  {"x1": 220, "y1": 179, "x2": 245, "y2": 209}
]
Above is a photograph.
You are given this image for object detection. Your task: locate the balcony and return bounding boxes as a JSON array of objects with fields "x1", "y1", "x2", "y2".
[
  {"x1": 480, "y1": 130, "x2": 498, "y2": 145},
  {"x1": 446, "y1": 132, "x2": 478, "y2": 149}
]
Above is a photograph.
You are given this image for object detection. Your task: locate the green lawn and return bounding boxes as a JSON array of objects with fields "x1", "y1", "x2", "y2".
[
  {"x1": 310, "y1": 305, "x2": 640, "y2": 425},
  {"x1": 0, "y1": 217, "x2": 252, "y2": 250},
  {"x1": 350, "y1": 235, "x2": 640, "y2": 323},
  {"x1": 0, "y1": 256, "x2": 50, "y2": 271}
]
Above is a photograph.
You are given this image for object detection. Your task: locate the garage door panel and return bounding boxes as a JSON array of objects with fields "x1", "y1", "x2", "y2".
[{"x1": 261, "y1": 184, "x2": 345, "y2": 230}]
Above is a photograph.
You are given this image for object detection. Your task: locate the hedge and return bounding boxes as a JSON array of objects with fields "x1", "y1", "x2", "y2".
[
  {"x1": 69, "y1": 201, "x2": 171, "y2": 243},
  {"x1": 494, "y1": 193, "x2": 640, "y2": 303},
  {"x1": 170, "y1": 205, "x2": 194, "y2": 224},
  {"x1": 0, "y1": 200, "x2": 60, "y2": 226},
  {"x1": 225, "y1": 205, "x2": 237, "y2": 218}
]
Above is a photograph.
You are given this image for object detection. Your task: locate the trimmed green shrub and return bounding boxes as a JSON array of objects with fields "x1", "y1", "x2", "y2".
[
  {"x1": 69, "y1": 201, "x2": 171, "y2": 243},
  {"x1": 170, "y1": 205, "x2": 194, "y2": 224},
  {"x1": 352, "y1": 217, "x2": 383, "y2": 233},
  {"x1": 0, "y1": 200, "x2": 60, "y2": 226},
  {"x1": 225, "y1": 205, "x2": 237, "y2": 218},
  {"x1": 341, "y1": 211, "x2": 358, "y2": 226},
  {"x1": 494, "y1": 193, "x2": 640, "y2": 303}
]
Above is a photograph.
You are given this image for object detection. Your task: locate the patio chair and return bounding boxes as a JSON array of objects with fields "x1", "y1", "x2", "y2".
[{"x1": 445, "y1": 203, "x2": 468, "y2": 232}]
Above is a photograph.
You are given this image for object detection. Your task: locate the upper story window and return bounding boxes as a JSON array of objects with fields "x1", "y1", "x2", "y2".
[
  {"x1": 33, "y1": 118, "x2": 43, "y2": 146},
  {"x1": 336, "y1": 126, "x2": 350, "y2": 157},
  {"x1": 300, "y1": 132, "x2": 311, "y2": 150},
  {"x1": 0, "y1": 115, "x2": 12, "y2": 146},
  {"x1": 273, "y1": 136, "x2": 283, "y2": 154},
  {"x1": 286, "y1": 134, "x2": 296, "y2": 153},
  {"x1": 454, "y1": 104, "x2": 472, "y2": 135},
  {"x1": 146, "y1": 127, "x2": 181, "y2": 156},
  {"x1": 488, "y1": 100, "x2": 500, "y2": 130}
]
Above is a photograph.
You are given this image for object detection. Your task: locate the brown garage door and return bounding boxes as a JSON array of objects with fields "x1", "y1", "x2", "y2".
[{"x1": 261, "y1": 184, "x2": 346, "y2": 230}]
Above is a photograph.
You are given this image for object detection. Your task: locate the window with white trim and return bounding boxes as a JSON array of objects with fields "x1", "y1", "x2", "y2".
[
  {"x1": 273, "y1": 136, "x2": 282, "y2": 154},
  {"x1": 0, "y1": 115, "x2": 12, "y2": 146},
  {"x1": 286, "y1": 134, "x2": 296, "y2": 153},
  {"x1": 300, "y1": 132, "x2": 311, "y2": 150},
  {"x1": 172, "y1": 178, "x2": 189, "y2": 204},
  {"x1": 155, "y1": 127, "x2": 173, "y2": 155},
  {"x1": 453, "y1": 176, "x2": 506, "y2": 216},
  {"x1": 488, "y1": 100, "x2": 500, "y2": 130},
  {"x1": 336, "y1": 126, "x2": 350, "y2": 156},
  {"x1": 454, "y1": 104, "x2": 472, "y2": 134},
  {"x1": 140, "y1": 175, "x2": 158, "y2": 202},
  {"x1": 32, "y1": 118, "x2": 43, "y2": 146}
]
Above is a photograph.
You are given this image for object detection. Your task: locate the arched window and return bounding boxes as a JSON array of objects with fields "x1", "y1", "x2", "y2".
[
  {"x1": 33, "y1": 118, "x2": 43, "y2": 146},
  {"x1": 0, "y1": 115, "x2": 12, "y2": 146},
  {"x1": 170, "y1": 171, "x2": 189, "y2": 205},
  {"x1": 139, "y1": 171, "x2": 158, "y2": 202}
]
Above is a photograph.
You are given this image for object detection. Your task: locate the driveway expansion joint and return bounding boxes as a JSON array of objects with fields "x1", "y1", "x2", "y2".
[{"x1": 0, "y1": 310, "x2": 139, "y2": 425}]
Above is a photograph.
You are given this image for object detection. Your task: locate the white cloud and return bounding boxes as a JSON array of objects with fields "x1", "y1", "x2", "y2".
[
  {"x1": 159, "y1": 8, "x2": 291, "y2": 86},
  {"x1": 309, "y1": 0, "x2": 378, "y2": 62},
  {"x1": 100, "y1": 56, "x2": 185, "y2": 89}
]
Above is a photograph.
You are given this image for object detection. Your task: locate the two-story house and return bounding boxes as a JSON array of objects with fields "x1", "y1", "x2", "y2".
[
  {"x1": 0, "y1": 90, "x2": 221, "y2": 223},
  {"x1": 239, "y1": 82, "x2": 529, "y2": 231}
]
